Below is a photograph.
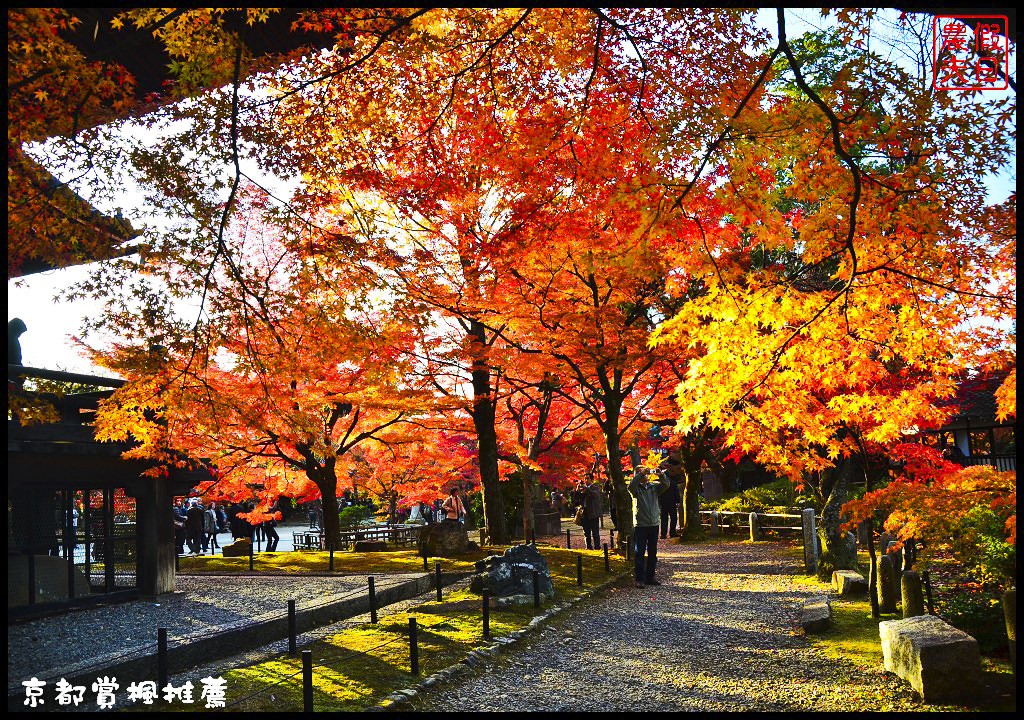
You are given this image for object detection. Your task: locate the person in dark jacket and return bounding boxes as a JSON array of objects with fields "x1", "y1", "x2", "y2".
[
  {"x1": 184, "y1": 499, "x2": 205, "y2": 554},
  {"x1": 575, "y1": 472, "x2": 603, "y2": 549},
  {"x1": 173, "y1": 499, "x2": 187, "y2": 555},
  {"x1": 228, "y1": 502, "x2": 245, "y2": 539},
  {"x1": 659, "y1": 460, "x2": 681, "y2": 539},
  {"x1": 263, "y1": 501, "x2": 280, "y2": 552}
]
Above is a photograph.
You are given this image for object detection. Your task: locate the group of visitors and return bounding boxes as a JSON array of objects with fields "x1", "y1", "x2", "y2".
[
  {"x1": 174, "y1": 497, "x2": 280, "y2": 555},
  {"x1": 405, "y1": 487, "x2": 470, "y2": 525}
]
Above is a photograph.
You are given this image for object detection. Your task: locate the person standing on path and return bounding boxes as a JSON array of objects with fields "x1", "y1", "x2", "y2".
[
  {"x1": 576, "y1": 471, "x2": 603, "y2": 549},
  {"x1": 628, "y1": 452, "x2": 670, "y2": 588},
  {"x1": 442, "y1": 486, "x2": 465, "y2": 522},
  {"x1": 203, "y1": 501, "x2": 220, "y2": 553},
  {"x1": 185, "y1": 498, "x2": 205, "y2": 555},
  {"x1": 659, "y1": 458, "x2": 681, "y2": 539}
]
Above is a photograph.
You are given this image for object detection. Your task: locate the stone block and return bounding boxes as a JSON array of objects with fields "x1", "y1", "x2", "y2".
[
  {"x1": 879, "y1": 614, "x2": 981, "y2": 704},
  {"x1": 353, "y1": 540, "x2": 388, "y2": 552},
  {"x1": 801, "y1": 508, "x2": 818, "y2": 574},
  {"x1": 419, "y1": 520, "x2": 470, "y2": 557},
  {"x1": 222, "y1": 538, "x2": 252, "y2": 557},
  {"x1": 8, "y1": 554, "x2": 91, "y2": 606},
  {"x1": 832, "y1": 569, "x2": 868, "y2": 597},
  {"x1": 800, "y1": 596, "x2": 832, "y2": 633},
  {"x1": 876, "y1": 554, "x2": 898, "y2": 613},
  {"x1": 901, "y1": 571, "x2": 924, "y2": 617}
]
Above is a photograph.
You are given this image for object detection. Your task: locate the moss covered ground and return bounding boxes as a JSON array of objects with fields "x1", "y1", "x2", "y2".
[
  {"x1": 177, "y1": 547, "x2": 488, "y2": 575},
  {"x1": 166, "y1": 544, "x2": 629, "y2": 711},
  {"x1": 773, "y1": 536, "x2": 1015, "y2": 712}
]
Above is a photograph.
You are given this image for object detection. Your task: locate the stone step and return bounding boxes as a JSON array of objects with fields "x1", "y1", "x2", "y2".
[{"x1": 800, "y1": 596, "x2": 832, "y2": 634}]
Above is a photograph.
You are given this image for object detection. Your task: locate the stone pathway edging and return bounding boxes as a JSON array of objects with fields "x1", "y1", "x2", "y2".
[{"x1": 373, "y1": 568, "x2": 633, "y2": 710}]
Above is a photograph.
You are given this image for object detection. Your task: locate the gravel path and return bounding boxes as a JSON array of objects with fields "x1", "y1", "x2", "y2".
[
  {"x1": 7, "y1": 573, "x2": 420, "y2": 689},
  {"x1": 410, "y1": 537, "x2": 921, "y2": 712}
]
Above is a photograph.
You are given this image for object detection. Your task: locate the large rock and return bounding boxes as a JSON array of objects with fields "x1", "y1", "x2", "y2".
[
  {"x1": 468, "y1": 543, "x2": 555, "y2": 602},
  {"x1": 879, "y1": 614, "x2": 981, "y2": 704},
  {"x1": 419, "y1": 520, "x2": 470, "y2": 557},
  {"x1": 222, "y1": 538, "x2": 252, "y2": 557}
]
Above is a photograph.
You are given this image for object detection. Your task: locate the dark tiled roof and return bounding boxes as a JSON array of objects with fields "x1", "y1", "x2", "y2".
[{"x1": 942, "y1": 370, "x2": 1011, "y2": 421}]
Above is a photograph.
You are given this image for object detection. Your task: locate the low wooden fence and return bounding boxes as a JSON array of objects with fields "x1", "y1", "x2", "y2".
[
  {"x1": 701, "y1": 508, "x2": 820, "y2": 574},
  {"x1": 700, "y1": 509, "x2": 807, "y2": 534}
]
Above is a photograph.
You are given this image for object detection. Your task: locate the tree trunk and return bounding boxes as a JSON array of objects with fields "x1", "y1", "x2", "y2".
[
  {"x1": 681, "y1": 458, "x2": 703, "y2": 539},
  {"x1": 312, "y1": 470, "x2": 340, "y2": 551},
  {"x1": 703, "y1": 451, "x2": 737, "y2": 496},
  {"x1": 816, "y1": 457, "x2": 857, "y2": 581},
  {"x1": 522, "y1": 467, "x2": 536, "y2": 542},
  {"x1": 603, "y1": 421, "x2": 633, "y2": 548},
  {"x1": 469, "y1": 321, "x2": 506, "y2": 544}
]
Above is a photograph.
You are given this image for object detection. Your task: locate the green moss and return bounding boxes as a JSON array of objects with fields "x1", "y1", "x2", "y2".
[{"x1": 178, "y1": 548, "x2": 491, "y2": 575}]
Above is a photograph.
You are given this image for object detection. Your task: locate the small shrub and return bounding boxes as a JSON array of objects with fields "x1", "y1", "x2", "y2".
[
  {"x1": 338, "y1": 505, "x2": 374, "y2": 530},
  {"x1": 939, "y1": 585, "x2": 1008, "y2": 655},
  {"x1": 705, "y1": 478, "x2": 797, "y2": 513},
  {"x1": 947, "y1": 505, "x2": 1015, "y2": 586}
]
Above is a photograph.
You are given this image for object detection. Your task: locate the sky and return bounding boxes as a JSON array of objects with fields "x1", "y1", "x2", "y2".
[{"x1": 7, "y1": 8, "x2": 1017, "y2": 377}]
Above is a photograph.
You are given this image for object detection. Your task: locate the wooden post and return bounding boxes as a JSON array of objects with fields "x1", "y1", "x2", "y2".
[
  {"x1": 66, "y1": 490, "x2": 75, "y2": 600},
  {"x1": 302, "y1": 650, "x2": 313, "y2": 712},
  {"x1": 288, "y1": 599, "x2": 297, "y2": 654},
  {"x1": 27, "y1": 549, "x2": 36, "y2": 605},
  {"x1": 103, "y1": 488, "x2": 114, "y2": 592},
  {"x1": 368, "y1": 577, "x2": 377, "y2": 624},
  {"x1": 158, "y1": 627, "x2": 168, "y2": 692},
  {"x1": 922, "y1": 569, "x2": 936, "y2": 615},
  {"x1": 409, "y1": 618, "x2": 419, "y2": 676},
  {"x1": 436, "y1": 562, "x2": 442, "y2": 602},
  {"x1": 603, "y1": 543, "x2": 610, "y2": 572},
  {"x1": 576, "y1": 554, "x2": 583, "y2": 587},
  {"x1": 482, "y1": 589, "x2": 490, "y2": 639},
  {"x1": 566, "y1": 529, "x2": 571, "y2": 549},
  {"x1": 1004, "y1": 587, "x2": 1016, "y2": 678}
]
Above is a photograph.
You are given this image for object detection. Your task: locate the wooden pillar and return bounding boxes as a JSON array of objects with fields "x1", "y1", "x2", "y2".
[{"x1": 131, "y1": 475, "x2": 177, "y2": 596}]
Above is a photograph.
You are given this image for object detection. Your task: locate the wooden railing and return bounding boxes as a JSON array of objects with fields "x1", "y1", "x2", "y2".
[
  {"x1": 966, "y1": 454, "x2": 1016, "y2": 472},
  {"x1": 699, "y1": 509, "x2": 807, "y2": 533}
]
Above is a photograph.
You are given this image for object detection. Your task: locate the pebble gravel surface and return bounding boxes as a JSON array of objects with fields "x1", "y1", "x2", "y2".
[
  {"x1": 7, "y1": 573, "x2": 418, "y2": 688},
  {"x1": 410, "y1": 537, "x2": 922, "y2": 712}
]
